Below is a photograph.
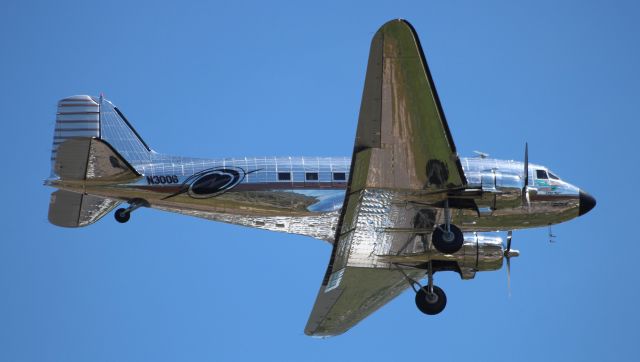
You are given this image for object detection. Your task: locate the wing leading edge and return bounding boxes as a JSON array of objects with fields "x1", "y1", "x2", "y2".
[{"x1": 305, "y1": 19, "x2": 464, "y2": 336}]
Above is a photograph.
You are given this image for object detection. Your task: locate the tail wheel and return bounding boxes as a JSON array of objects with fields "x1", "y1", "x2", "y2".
[
  {"x1": 432, "y1": 224, "x2": 463, "y2": 254},
  {"x1": 415, "y1": 285, "x2": 447, "y2": 315},
  {"x1": 114, "y1": 208, "x2": 130, "y2": 223}
]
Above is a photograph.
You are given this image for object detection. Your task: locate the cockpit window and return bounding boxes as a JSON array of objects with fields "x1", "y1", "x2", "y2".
[
  {"x1": 548, "y1": 172, "x2": 560, "y2": 180},
  {"x1": 536, "y1": 170, "x2": 548, "y2": 179}
]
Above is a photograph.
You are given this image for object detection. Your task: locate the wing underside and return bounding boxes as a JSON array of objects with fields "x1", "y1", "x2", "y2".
[
  {"x1": 305, "y1": 19, "x2": 466, "y2": 337},
  {"x1": 353, "y1": 19, "x2": 466, "y2": 191}
]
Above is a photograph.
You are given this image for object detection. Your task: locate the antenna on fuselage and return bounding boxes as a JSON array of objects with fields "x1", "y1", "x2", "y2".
[
  {"x1": 473, "y1": 151, "x2": 489, "y2": 159},
  {"x1": 548, "y1": 225, "x2": 556, "y2": 243}
]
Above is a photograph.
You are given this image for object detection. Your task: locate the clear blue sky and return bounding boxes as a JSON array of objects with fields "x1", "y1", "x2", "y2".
[{"x1": 1, "y1": 0, "x2": 638, "y2": 361}]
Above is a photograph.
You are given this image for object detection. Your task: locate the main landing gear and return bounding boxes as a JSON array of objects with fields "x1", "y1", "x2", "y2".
[
  {"x1": 413, "y1": 200, "x2": 462, "y2": 312},
  {"x1": 431, "y1": 199, "x2": 463, "y2": 254},
  {"x1": 114, "y1": 199, "x2": 148, "y2": 223},
  {"x1": 415, "y1": 285, "x2": 446, "y2": 315},
  {"x1": 401, "y1": 261, "x2": 448, "y2": 315},
  {"x1": 415, "y1": 260, "x2": 447, "y2": 315}
]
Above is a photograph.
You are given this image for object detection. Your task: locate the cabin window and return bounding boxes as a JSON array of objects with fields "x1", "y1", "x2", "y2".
[
  {"x1": 536, "y1": 170, "x2": 548, "y2": 179},
  {"x1": 305, "y1": 172, "x2": 319, "y2": 181},
  {"x1": 333, "y1": 172, "x2": 346, "y2": 181},
  {"x1": 277, "y1": 172, "x2": 291, "y2": 181},
  {"x1": 548, "y1": 172, "x2": 560, "y2": 180}
]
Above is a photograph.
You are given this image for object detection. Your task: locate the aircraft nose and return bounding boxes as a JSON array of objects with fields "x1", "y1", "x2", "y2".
[{"x1": 578, "y1": 190, "x2": 596, "y2": 216}]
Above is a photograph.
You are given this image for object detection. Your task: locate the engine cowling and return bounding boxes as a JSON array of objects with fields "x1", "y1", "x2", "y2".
[
  {"x1": 454, "y1": 234, "x2": 505, "y2": 279},
  {"x1": 378, "y1": 233, "x2": 517, "y2": 280},
  {"x1": 419, "y1": 233, "x2": 508, "y2": 279}
]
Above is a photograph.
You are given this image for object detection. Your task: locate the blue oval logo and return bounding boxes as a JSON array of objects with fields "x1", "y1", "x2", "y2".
[{"x1": 187, "y1": 168, "x2": 243, "y2": 198}]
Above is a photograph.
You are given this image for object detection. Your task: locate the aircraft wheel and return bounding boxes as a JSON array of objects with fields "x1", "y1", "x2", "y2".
[
  {"x1": 415, "y1": 285, "x2": 447, "y2": 315},
  {"x1": 114, "y1": 208, "x2": 130, "y2": 223},
  {"x1": 432, "y1": 224, "x2": 463, "y2": 254}
]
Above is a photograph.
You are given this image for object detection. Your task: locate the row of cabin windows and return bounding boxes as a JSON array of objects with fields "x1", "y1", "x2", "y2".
[{"x1": 276, "y1": 172, "x2": 347, "y2": 181}]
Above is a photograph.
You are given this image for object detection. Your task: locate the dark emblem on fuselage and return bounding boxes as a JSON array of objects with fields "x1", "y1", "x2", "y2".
[
  {"x1": 162, "y1": 167, "x2": 248, "y2": 200},
  {"x1": 188, "y1": 168, "x2": 243, "y2": 198}
]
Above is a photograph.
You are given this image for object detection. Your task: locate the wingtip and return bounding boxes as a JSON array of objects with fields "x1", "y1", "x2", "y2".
[
  {"x1": 378, "y1": 18, "x2": 414, "y2": 32},
  {"x1": 304, "y1": 329, "x2": 337, "y2": 339}
]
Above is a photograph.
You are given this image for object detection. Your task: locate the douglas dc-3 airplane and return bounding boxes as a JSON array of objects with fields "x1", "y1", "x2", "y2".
[{"x1": 45, "y1": 19, "x2": 595, "y2": 336}]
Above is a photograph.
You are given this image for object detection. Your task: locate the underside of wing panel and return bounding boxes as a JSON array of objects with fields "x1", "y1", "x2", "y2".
[
  {"x1": 305, "y1": 19, "x2": 464, "y2": 336},
  {"x1": 305, "y1": 267, "x2": 424, "y2": 336},
  {"x1": 354, "y1": 19, "x2": 466, "y2": 191}
]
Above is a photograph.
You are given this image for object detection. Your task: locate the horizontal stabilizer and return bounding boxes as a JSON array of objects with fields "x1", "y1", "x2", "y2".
[
  {"x1": 48, "y1": 190, "x2": 121, "y2": 227},
  {"x1": 54, "y1": 138, "x2": 140, "y2": 182}
]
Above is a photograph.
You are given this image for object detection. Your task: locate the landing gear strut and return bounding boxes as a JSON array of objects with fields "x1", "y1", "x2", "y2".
[
  {"x1": 114, "y1": 199, "x2": 147, "y2": 223},
  {"x1": 398, "y1": 261, "x2": 448, "y2": 316},
  {"x1": 432, "y1": 199, "x2": 463, "y2": 254},
  {"x1": 414, "y1": 260, "x2": 447, "y2": 315}
]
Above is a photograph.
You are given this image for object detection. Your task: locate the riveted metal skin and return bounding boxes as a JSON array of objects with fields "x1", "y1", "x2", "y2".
[{"x1": 45, "y1": 19, "x2": 595, "y2": 337}]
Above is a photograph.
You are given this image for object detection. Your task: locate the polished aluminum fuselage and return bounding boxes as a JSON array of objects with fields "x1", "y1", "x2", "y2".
[{"x1": 50, "y1": 154, "x2": 581, "y2": 243}]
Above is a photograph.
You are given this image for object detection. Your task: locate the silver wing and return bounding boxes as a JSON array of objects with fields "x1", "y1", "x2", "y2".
[{"x1": 305, "y1": 19, "x2": 467, "y2": 337}]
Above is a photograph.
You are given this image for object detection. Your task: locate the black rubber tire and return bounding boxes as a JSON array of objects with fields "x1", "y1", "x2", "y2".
[
  {"x1": 432, "y1": 224, "x2": 463, "y2": 254},
  {"x1": 114, "y1": 208, "x2": 130, "y2": 223},
  {"x1": 415, "y1": 285, "x2": 447, "y2": 315}
]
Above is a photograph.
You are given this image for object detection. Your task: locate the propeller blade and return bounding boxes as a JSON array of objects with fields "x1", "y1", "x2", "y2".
[
  {"x1": 505, "y1": 230, "x2": 514, "y2": 297},
  {"x1": 524, "y1": 142, "x2": 529, "y2": 187},
  {"x1": 522, "y1": 142, "x2": 530, "y2": 208},
  {"x1": 507, "y1": 256, "x2": 512, "y2": 297}
]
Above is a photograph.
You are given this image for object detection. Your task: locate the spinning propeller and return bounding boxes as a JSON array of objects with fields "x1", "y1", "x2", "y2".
[
  {"x1": 504, "y1": 230, "x2": 520, "y2": 296},
  {"x1": 522, "y1": 143, "x2": 530, "y2": 208},
  {"x1": 506, "y1": 142, "x2": 529, "y2": 295}
]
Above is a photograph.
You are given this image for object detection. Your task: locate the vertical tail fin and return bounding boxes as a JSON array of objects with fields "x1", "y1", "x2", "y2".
[
  {"x1": 97, "y1": 97, "x2": 153, "y2": 170},
  {"x1": 47, "y1": 95, "x2": 152, "y2": 227},
  {"x1": 50, "y1": 95, "x2": 153, "y2": 178},
  {"x1": 51, "y1": 96, "x2": 100, "y2": 176}
]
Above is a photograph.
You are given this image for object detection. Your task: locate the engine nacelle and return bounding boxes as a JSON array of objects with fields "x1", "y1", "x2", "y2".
[
  {"x1": 378, "y1": 233, "x2": 517, "y2": 280},
  {"x1": 424, "y1": 233, "x2": 507, "y2": 279},
  {"x1": 454, "y1": 234, "x2": 505, "y2": 279}
]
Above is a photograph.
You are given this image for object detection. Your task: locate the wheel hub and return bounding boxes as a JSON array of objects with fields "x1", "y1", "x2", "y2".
[
  {"x1": 442, "y1": 231, "x2": 455, "y2": 243},
  {"x1": 425, "y1": 292, "x2": 439, "y2": 304}
]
